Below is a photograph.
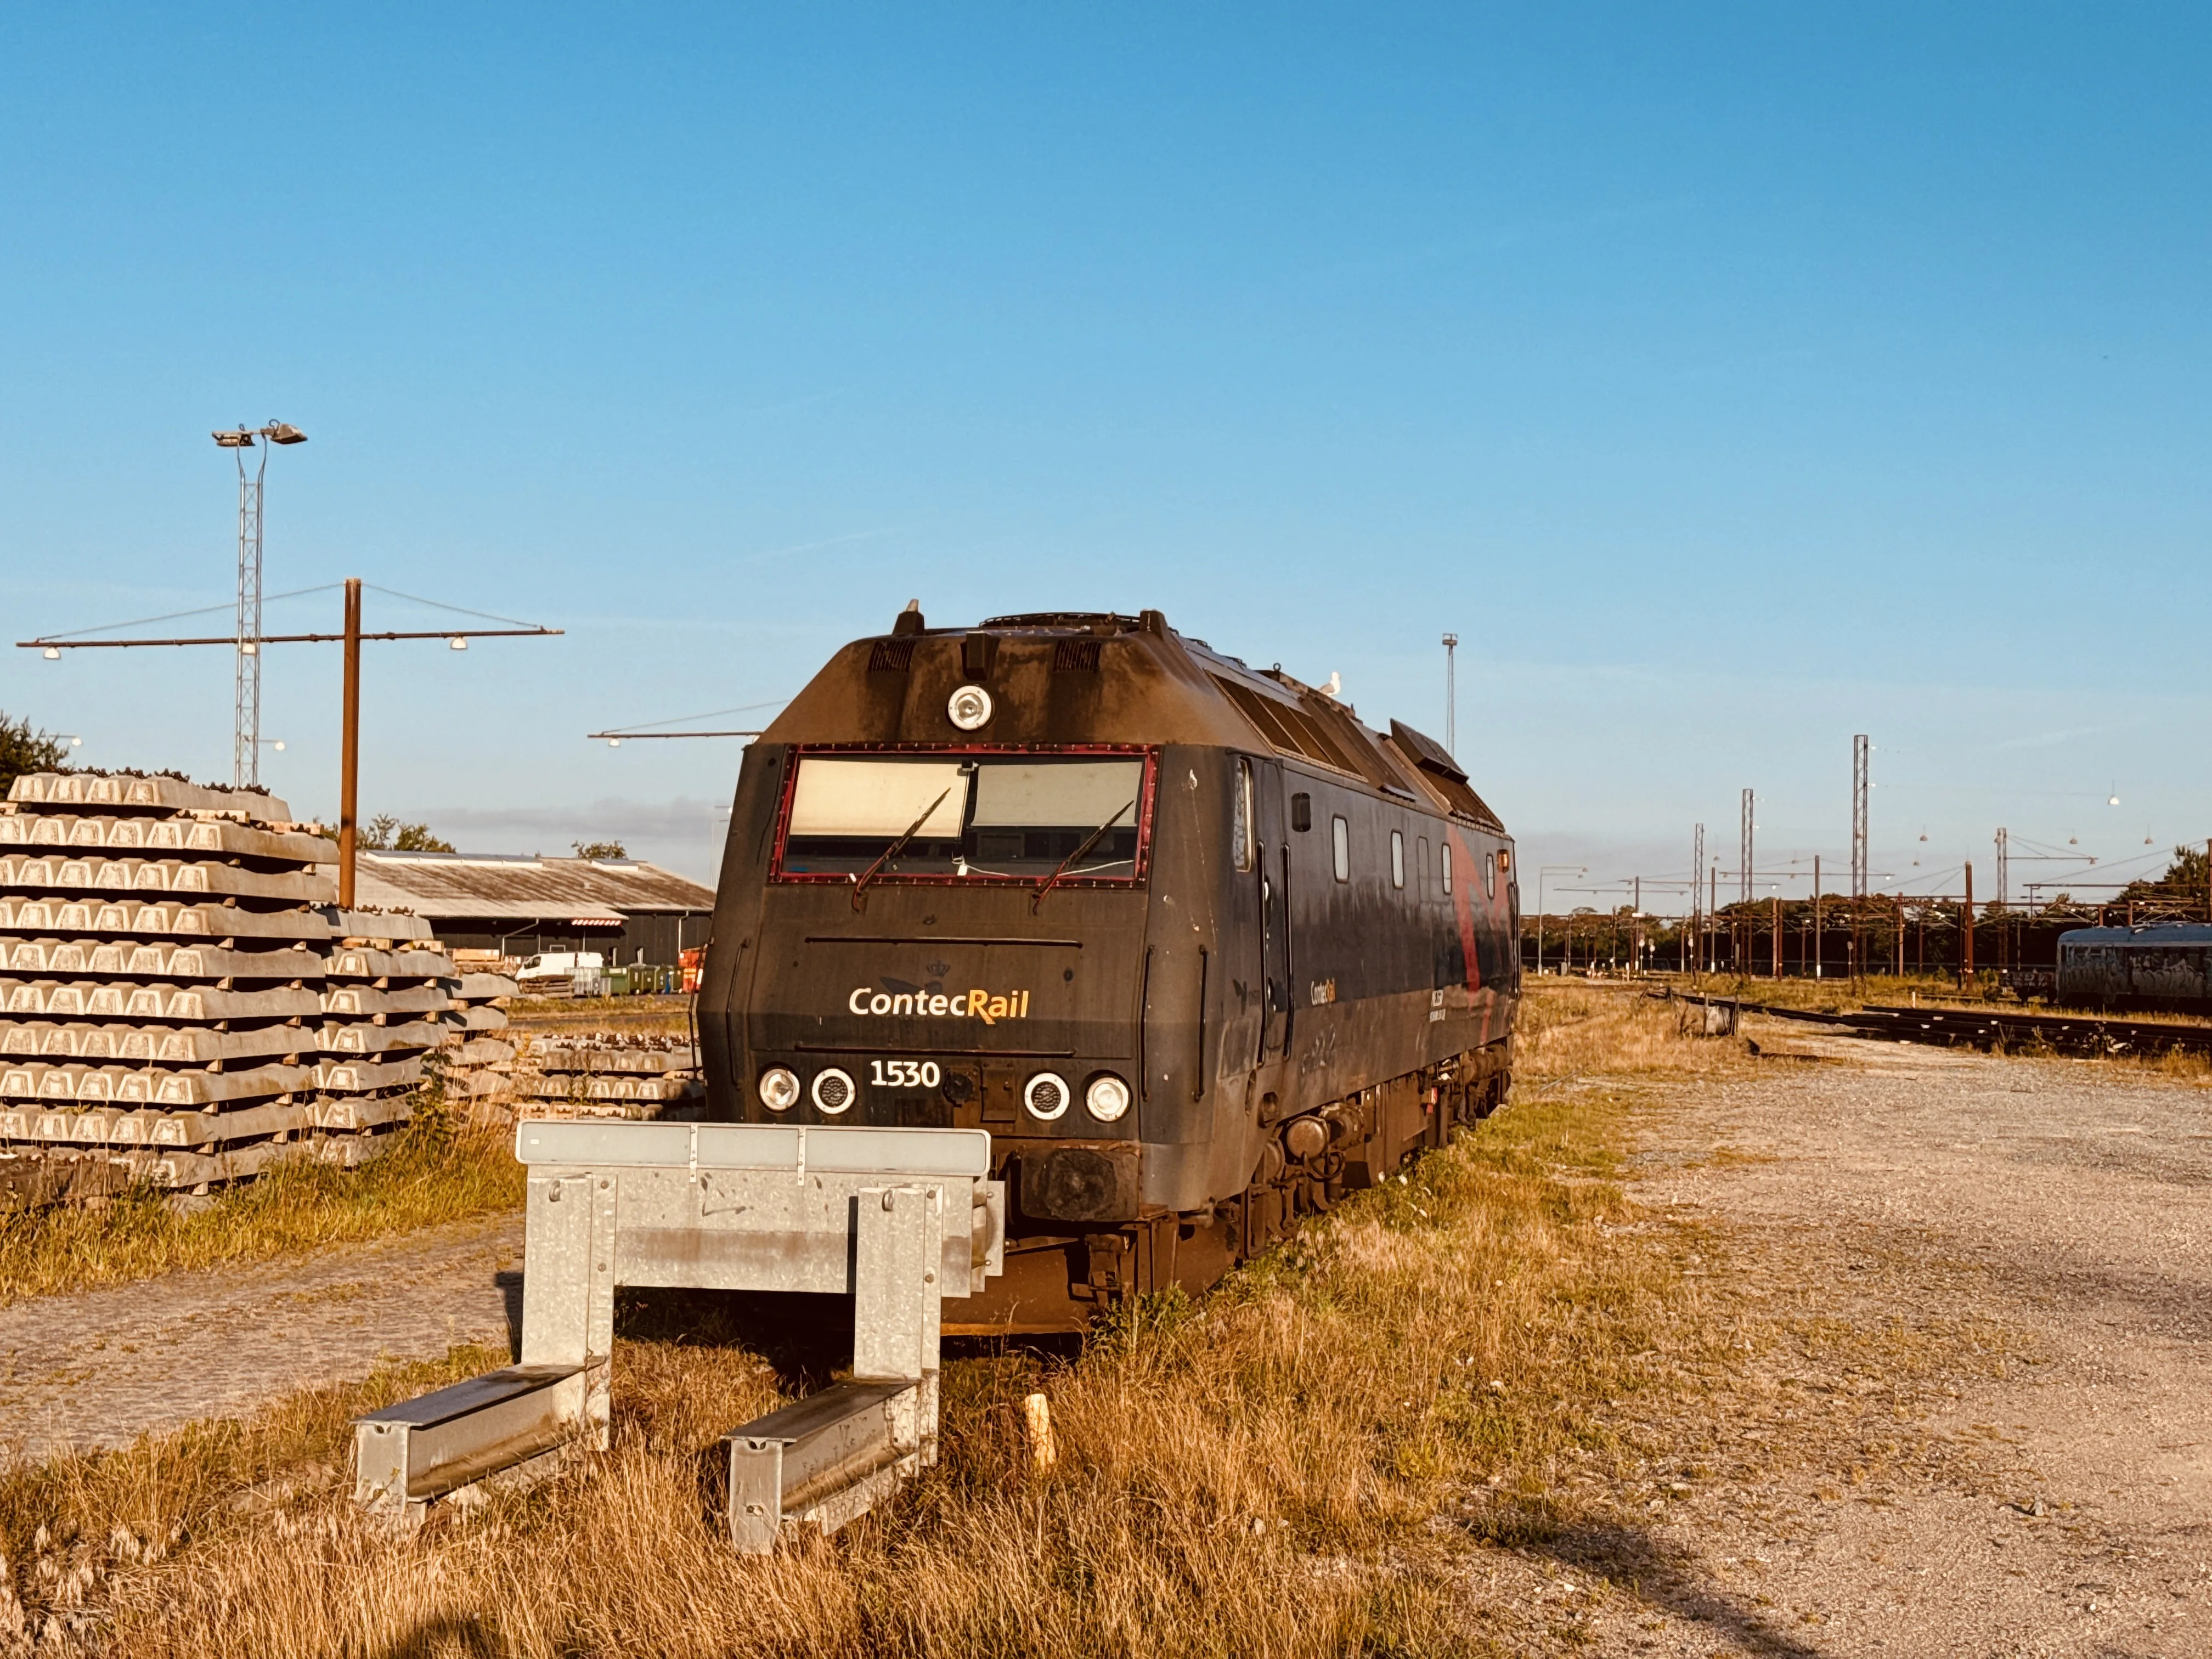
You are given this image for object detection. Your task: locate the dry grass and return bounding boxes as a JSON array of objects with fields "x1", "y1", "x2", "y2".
[
  {"x1": 1660, "y1": 971, "x2": 1987, "y2": 1014},
  {"x1": 0, "y1": 989, "x2": 1740, "y2": 1658},
  {"x1": 504, "y1": 997, "x2": 693, "y2": 1037},
  {"x1": 1515, "y1": 979, "x2": 1757, "y2": 1085},
  {"x1": 0, "y1": 1115, "x2": 524, "y2": 1306}
]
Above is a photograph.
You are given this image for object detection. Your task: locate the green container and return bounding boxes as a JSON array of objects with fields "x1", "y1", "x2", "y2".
[{"x1": 606, "y1": 966, "x2": 632, "y2": 997}]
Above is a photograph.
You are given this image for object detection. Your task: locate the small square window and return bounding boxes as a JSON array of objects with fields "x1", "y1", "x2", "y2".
[
  {"x1": 1331, "y1": 816, "x2": 1350, "y2": 883},
  {"x1": 1291, "y1": 792, "x2": 1312, "y2": 833},
  {"x1": 1390, "y1": 830, "x2": 1404, "y2": 889}
]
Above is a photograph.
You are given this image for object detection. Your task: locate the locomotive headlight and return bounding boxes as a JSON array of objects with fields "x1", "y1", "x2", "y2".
[
  {"x1": 947, "y1": 684, "x2": 994, "y2": 731},
  {"x1": 758, "y1": 1067, "x2": 800, "y2": 1113},
  {"x1": 1084, "y1": 1073, "x2": 1131, "y2": 1122},
  {"x1": 1023, "y1": 1070, "x2": 1071, "y2": 1121},
  {"x1": 811, "y1": 1066, "x2": 856, "y2": 1115}
]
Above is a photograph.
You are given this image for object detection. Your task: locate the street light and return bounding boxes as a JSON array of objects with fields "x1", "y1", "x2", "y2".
[
  {"x1": 212, "y1": 420, "x2": 308, "y2": 788},
  {"x1": 1441, "y1": 633, "x2": 1459, "y2": 755}
]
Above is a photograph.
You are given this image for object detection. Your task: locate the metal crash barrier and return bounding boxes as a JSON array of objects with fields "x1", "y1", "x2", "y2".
[{"x1": 353, "y1": 1120, "x2": 1006, "y2": 1547}]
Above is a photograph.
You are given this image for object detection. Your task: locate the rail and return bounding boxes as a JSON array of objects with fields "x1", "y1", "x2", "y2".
[{"x1": 1680, "y1": 993, "x2": 2212, "y2": 1059}]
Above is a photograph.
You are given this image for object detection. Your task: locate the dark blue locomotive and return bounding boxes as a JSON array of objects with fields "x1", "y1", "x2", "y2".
[{"x1": 696, "y1": 608, "x2": 1521, "y2": 1330}]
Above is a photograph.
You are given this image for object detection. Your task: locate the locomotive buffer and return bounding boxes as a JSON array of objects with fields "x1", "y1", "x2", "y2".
[{"x1": 351, "y1": 1119, "x2": 1007, "y2": 1549}]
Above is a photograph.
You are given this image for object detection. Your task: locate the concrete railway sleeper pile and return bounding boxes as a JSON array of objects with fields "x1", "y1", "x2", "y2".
[
  {"x1": 518, "y1": 1035, "x2": 704, "y2": 1121},
  {"x1": 0, "y1": 771, "x2": 515, "y2": 1204}
]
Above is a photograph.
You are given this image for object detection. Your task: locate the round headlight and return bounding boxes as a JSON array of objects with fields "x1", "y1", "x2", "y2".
[
  {"x1": 758, "y1": 1066, "x2": 800, "y2": 1113},
  {"x1": 1084, "y1": 1073, "x2": 1130, "y2": 1122},
  {"x1": 1023, "y1": 1070, "x2": 1071, "y2": 1121},
  {"x1": 947, "y1": 684, "x2": 994, "y2": 731},
  {"x1": 811, "y1": 1066, "x2": 856, "y2": 1115}
]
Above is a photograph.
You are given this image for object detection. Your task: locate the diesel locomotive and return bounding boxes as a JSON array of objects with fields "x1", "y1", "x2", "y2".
[{"x1": 697, "y1": 606, "x2": 1520, "y2": 1331}]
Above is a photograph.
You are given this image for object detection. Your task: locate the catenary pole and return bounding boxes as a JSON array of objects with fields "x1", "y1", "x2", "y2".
[{"x1": 339, "y1": 579, "x2": 362, "y2": 909}]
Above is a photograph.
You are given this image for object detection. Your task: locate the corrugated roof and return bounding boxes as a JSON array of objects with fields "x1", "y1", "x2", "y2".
[{"x1": 318, "y1": 852, "x2": 715, "y2": 922}]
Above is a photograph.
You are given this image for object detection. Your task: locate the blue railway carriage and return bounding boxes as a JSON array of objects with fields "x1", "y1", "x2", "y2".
[
  {"x1": 696, "y1": 607, "x2": 1521, "y2": 1333},
  {"x1": 2056, "y1": 923, "x2": 2212, "y2": 1011}
]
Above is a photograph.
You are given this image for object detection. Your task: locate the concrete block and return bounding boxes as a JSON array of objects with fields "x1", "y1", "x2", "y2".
[
  {"x1": 153, "y1": 1025, "x2": 316, "y2": 1065},
  {"x1": 315, "y1": 1056, "x2": 424, "y2": 1094},
  {"x1": 6, "y1": 771, "x2": 292, "y2": 821},
  {"x1": 325, "y1": 909, "x2": 433, "y2": 943},
  {"x1": 151, "y1": 1064, "x2": 313, "y2": 1107},
  {"x1": 320, "y1": 1018, "x2": 445, "y2": 1054},
  {"x1": 326, "y1": 946, "x2": 455, "y2": 980},
  {"x1": 156, "y1": 984, "x2": 325, "y2": 1022},
  {"x1": 534, "y1": 1045, "x2": 699, "y2": 1075},
  {"x1": 321, "y1": 984, "x2": 453, "y2": 1018}
]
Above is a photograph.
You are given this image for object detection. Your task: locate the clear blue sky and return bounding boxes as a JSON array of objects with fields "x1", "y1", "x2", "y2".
[{"x1": 3, "y1": 6, "x2": 2206, "y2": 904}]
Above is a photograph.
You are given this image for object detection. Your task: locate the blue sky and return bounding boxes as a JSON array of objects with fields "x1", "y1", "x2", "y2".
[{"x1": 2, "y1": 6, "x2": 2207, "y2": 905}]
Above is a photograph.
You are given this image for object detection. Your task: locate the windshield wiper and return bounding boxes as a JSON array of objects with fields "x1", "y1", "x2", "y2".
[
  {"x1": 851, "y1": 787, "x2": 952, "y2": 910},
  {"x1": 1031, "y1": 799, "x2": 1134, "y2": 913}
]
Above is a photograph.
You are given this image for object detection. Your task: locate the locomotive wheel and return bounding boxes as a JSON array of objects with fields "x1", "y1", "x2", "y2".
[{"x1": 1479, "y1": 1071, "x2": 1511, "y2": 1117}]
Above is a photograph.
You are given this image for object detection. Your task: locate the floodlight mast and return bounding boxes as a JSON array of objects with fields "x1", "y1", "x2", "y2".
[{"x1": 213, "y1": 422, "x2": 307, "y2": 788}]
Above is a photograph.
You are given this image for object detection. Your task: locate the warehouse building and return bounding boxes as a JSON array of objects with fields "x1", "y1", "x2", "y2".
[{"x1": 328, "y1": 850, "x2": 715, "y2": 965}]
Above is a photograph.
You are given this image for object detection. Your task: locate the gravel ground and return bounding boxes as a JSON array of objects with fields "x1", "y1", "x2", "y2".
[
  {"x1": 0, "y1": 1213, "x2": 522, "y2": 1464},
  {"x1": 1481, "y1": 1023, "x2": 2212, "y2": 1656}
]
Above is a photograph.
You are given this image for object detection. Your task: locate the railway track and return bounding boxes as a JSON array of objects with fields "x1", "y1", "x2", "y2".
[{"x1": 1681, "y1": 992, "x2": 2212, "y2": 1059}]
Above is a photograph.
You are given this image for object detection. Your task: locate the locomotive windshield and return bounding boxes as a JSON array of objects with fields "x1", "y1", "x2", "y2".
[{"x1": 778, "y1": 753, "x2": 1148, "y2": 881}]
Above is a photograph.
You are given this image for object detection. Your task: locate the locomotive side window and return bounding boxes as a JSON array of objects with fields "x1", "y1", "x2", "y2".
[
  {"x1": 1331, "y1": 816, "x2": 1350, "y2": 883},
  {"x1": 1233, "y1": 758, "x2": 1255, "y2": 873},
  {"x1": 780, "y1": 753, "x2": 1146, "y2": 881},
  {"x1": 1485, "y1": 852, "x2": 1496, "y2": 898},
  {"x1": 1390, "y1": 829, "x2": 1404, "y2": 889},
  {"x1": 1442, "y1": 842, "x2": 1453, "y2": 895},
  {"x1": 1291, "y1": 792, "x2": 1312, "y2": 833}
]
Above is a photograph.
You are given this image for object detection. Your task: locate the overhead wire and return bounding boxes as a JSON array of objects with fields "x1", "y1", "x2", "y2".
[
  {"x1": 362, "y1": 584, "x2": 548, "y2": 630},
  {"x1": 39, "y1": 583, "x2": 343, "y2": 641},
  {"x1": 599, "y1": 697, "x2": 791, "y2": 737}
]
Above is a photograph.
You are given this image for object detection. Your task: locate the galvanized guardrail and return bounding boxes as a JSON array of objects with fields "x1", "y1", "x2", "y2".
[{"x1": 353, "y1": 1120, "x2": 1007, "y2": 1547}]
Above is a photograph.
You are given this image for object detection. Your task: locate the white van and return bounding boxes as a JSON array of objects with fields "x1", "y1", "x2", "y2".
[{"x1": 515, "y1": 951, "x2": 605, "y2": 992}]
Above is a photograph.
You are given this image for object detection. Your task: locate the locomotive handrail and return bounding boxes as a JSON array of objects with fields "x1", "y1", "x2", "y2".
[{"x1": 1192, "y1": 946, "x2": 1208, "y2": 1102}]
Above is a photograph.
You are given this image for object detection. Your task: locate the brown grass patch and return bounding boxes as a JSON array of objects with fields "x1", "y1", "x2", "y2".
[
  {"x1": 1516, "y1": 980, "x2": 1758, "y2": 1085},
  {"x1": 0, "y1": 1118, "x2": 523, "y2": 1306},
  {"x1": 0, "y1": 1037, "x2": 1725, "y2": 1656}
]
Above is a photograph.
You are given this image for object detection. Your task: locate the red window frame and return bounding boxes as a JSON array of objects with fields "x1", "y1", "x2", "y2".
[{"x1": 769, "y1": 743, "x2": 1159, "y2": 888}]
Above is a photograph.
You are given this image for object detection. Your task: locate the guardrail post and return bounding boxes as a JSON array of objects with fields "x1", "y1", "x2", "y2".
[{"x1": 520, "y1": 1171, "x2": 617, "y2": 1447}]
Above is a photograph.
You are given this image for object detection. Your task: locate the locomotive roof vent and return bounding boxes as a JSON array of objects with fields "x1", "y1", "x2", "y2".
[{"x1": 978, "y1": 611, "x2": 1141, "y2": 632}]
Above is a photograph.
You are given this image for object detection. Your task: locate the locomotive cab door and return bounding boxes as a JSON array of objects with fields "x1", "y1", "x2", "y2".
[{"x1": 1256, "y1": 759, "x2": 1291, "y2": 1063}]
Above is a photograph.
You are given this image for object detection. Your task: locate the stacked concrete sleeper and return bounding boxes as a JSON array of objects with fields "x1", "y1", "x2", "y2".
[
  {"x1": 526, "y1": 1035, "x2": 702, "y2": 1119},
  {"x1": 0, "y1": 771, "x2": 477, "y2": 1201}
]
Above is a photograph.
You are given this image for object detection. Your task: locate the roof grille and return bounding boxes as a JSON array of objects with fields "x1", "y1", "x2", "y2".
[
  {"x1": 1211, "y1": 676, "x2": 1359, "y2": 777},
  {"x1": 868, "y1": 640, "x2": 916, "y2": 673},
  {"x1": 1053, "y1": 639, "x2": 1102, "y2": 672}
]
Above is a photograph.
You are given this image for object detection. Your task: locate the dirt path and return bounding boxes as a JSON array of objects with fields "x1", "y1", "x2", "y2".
[
  {"x1": 1501, "y1": 1024, "x2": 2212, "y2": 1655},
  {"x1": 0, "y1": 1214, "x2": 523, "y2": 1464}
]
